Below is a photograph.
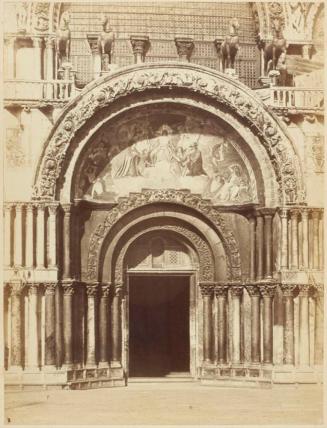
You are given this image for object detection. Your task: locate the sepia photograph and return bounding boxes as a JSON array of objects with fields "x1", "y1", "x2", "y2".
[{"x1": 1, "y1": 0, "x2": 325, "y2": 425}]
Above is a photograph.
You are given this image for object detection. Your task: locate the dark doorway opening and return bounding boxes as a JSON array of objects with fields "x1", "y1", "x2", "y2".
[{"x1": 129, "y1": 275, "x2": 190, "y2": 377}]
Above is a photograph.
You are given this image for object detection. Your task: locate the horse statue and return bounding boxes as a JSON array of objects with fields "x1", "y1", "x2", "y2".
[
  {"x1": 221, "y1": 18, "x2": 240, "y2": 72},
  {"x1": 56, "y1": 11, "x2": 71, "y2": 67},
  {"x1": 263, "y1": 18, "x2": 287, "y2": 74},
  {"x1": 97, "y1": 14, "x2": 115, "y2": 71}
]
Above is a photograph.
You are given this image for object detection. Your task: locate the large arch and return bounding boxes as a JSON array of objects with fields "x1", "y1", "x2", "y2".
[{"x1": 32, "y1": 63, "x2": 304, "y2": 205}]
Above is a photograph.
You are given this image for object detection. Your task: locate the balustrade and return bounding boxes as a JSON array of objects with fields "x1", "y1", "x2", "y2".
[
  {"x1": 269, "y1": 88, "x2": 324, "y2": 110},
  {"x1": 4, "y1": 79, "x2": 75, "y2": 102}
]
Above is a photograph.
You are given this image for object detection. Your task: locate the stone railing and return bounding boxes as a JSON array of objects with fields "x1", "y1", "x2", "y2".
[
  {"x1": 4, "y1": 79, "x2": 77, "y2": 103},
  {"x1": 268, "y1": 87, "x2": 324, "y2": 111}
]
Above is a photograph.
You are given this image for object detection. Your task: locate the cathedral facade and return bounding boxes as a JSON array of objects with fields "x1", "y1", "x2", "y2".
[{"x1": 3, "y1": 1, "x2": 324, "y2": 390}]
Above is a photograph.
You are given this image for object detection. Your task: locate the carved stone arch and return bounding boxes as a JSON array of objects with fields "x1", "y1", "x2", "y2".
[
  {"x1": 87, "y1": 190, "x2": 240, "y2": 282},
  {"x1": 33, "y1": 63, "x2": 304, "y2": 205},
  {"x1": 111, "y1": 224, "x2": 215, "y2": 285},
  {"x1": 306, "y1": 2, "x2": 324, "y2": 40}
]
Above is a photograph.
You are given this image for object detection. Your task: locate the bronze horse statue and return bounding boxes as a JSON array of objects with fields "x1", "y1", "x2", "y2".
[
  {"x1": 56, "y1": 11, "x2": 71, "y2": 67},
  {"x1": 264, "y1": 18, "x2": 287, "y2": 74},
  {"x1": 221, "y1": 18, "x2": 240, "y2": 71},
  {"x1": 97, "y1": 15, "x2": 115, "y2": 70}
]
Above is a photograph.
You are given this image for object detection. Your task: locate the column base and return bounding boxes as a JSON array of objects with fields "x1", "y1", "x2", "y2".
[
  {"x1": 98, "y1": 361, "x2": 110, "y2": 368},
  {"x1": 110, "y1": 361, "x2": 122, "y2": 368}
]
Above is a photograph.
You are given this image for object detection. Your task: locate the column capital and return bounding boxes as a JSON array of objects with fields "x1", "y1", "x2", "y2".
[
  {"x1": 3, "y1": 202, "x2": 13, "y2": 212},
  {"x1": 230, "y1": 285, "x2": 244, "y2": 297},
  {"x1": 15, "y1": 202, "x2": 25, "y2": 212},
  {"x1": 86, "y1": 283, "x2": 98, "y2": 297},
  {"x1": 27, "y1": 283, "x2": 39, "y2": 295},
  {"x1": 62, "y1": 281, "x2": 75, "y2": 296},
  {"x1": 113, "y1": 283, "x2": 124, "y2": 297},
  {"x1": 259, "y1": 283, "x2": 277, "y2": 298},
  {"x1": 10, "y1": 282, "x2": 24, "y2": 296},
  {"x1": 32, "y1": 36, "x2": 43, "y2": 48},
  {"x1": 26, "y1": 203, "x2": 35, "y2": 213},
  {"x1": 313, "y1": 283, "x2": 324, "y2": 297},
  {"x1": 62, "y1": 203, "x2": 72, "y2": 214},
  {"x1": 35, "y1": 202, "x2": 46, "y2": 211},
  {"x1": 214, "y1": 285, "x2": 229, "y2": 297},
  {"x1": 279, "y1": 207, "x2": 289, "y2": 218},
  {"x1": 280, "y1": 283, "x2": 297, "y2": 297},
  {"x1": 199, "y1": 282, "x2": 215, "y2": 296},
  {"x1": 301, "y1": 208, "x2": 309, "y2": 219},
  {"x1": 246, "y1": 285, "x2": 261, "y2": 297},
  {"x1": 45, "y1": 36, "x2": 55, "y2": 49},
  {"x1": 130, "y1": 35, "x2": 150, "y2": 56},
  {"x1": 311, "y1": 209, "x2": 321, "y2": 220},
  {"x1": 290, "y1": 208, "x2": 300, "y2": 219},
  {"x1": 258, "y1": 207, "x2": 276, "y2": 218},
  {"x1": 100, "y1": 282, "x2": 111, "y2": 298},
  {"x1": 298, "y1": 284, "x2": 310, "y2": 297},
  {"x1": 48, "y1": 202, "x2": 59, "y2": 215},
  {"x1": 174, "y1": 37, "x2": 194, "y2": 61},
  {"x1": 44, "y1": 282, "x2": 57, "y2": 295}
]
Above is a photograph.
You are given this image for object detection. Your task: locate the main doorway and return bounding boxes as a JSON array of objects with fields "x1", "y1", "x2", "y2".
[{"x1": 129, "y1": 275, "x2": 190, "y2": 377}]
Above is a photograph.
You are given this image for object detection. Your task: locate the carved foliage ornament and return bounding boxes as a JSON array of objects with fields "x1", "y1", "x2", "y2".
[
  {"x1": 33, "y1": 65, "x2": 302, "y2": 204},
  {"x1": 86, "y1": 189, "x2": 241, "y2": 281}
]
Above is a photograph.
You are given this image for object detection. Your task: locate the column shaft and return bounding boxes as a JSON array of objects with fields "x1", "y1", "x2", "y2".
[
  {"x1": 312, "y1": 211, "x2": 320, "y2": 269},
  {"x1": 62, "y1": 205, "x2": 71, "y2": 279},
  {"x1": 4, "y1": 205, "x2": 12, "y2": 267},
  {"x1": 25, "y1": 205, "x2": 34, "y2": 268},
  {"x1": 48, "y1": 205, "x2": 57, "y2": 267},
  {"x1": 36, "y1": 204, "x2": 45, "y2": 268},
  {"x1": 10, "y1": 283, "x2": 23, "y2": 368},
  {"x1": 302, "y1": 210, "x2": 309, "y2": 268},
  {"x1": 249, "y1": 216, "x2": 256, "y2": 280},
  {"x1": 215, "y1": 287, "x2": 228, "y2": 364},
  {"x1": 260, "y1": 285, "x2": 276, "y2": 364},
  {"x1": 314, "y1": 286, "x2": 324, "y2": 365},
  {"x1": 291, "y1": 210, "x2": 299, "y2": 269},
  {"x1": 62, "y1": 283, "x2": 74, "y2": 366},
  {"x1": 247, "y1": 286, "x2": 261, "y2": 363},
  {"x1": 264, "y1": 213, "x2": 273, "y2": 278},
  {"x1": 111, "y1": 286, "x2": 122, "y2": 366},
  {"x1": 280, "y1": 209, "x2": 288, "y2": 269},
  {"x1": 256, "y1": 214, "x2": 264, "y2": 280},
  {"x1": 281, "y1": 285, "x2": 295, "y2": 365},
  {"x1": 32, "y1": 37, "x2": 42, "y2": 80},
  {"x1": 201, "y1": 284, "x2": 214, "y2": 364},
  {"x1": 299, "y1": 286, "x2": 310, "y2": 366},
  {"x1": 27, "y1": 284, "x2": 39, "y2": 369},
  {"x1": 14, "y1": 204, "x2": 23, "y2": 267},
  {"x1": 86, "y1": 285, "x2": 97, "y2": 366},
  {"x1": 99, "y1": 285, "x2": 110, "y2": 365},
  {"x1": 231, "y1": 286, "x2": 243, "y2": 364},
  {"x1": 45, "y1": 283, "x2": 56, "y2": 367}
]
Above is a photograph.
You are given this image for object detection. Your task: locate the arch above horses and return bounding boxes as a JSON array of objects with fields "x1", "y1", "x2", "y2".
[{"x1": 33, "y1": 62, "x2": 304, "y2": 205}]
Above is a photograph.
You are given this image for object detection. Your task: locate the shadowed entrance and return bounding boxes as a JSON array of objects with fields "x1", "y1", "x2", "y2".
[{"x1": 129, "y1": 275, "x2": 190, "y2": 377}]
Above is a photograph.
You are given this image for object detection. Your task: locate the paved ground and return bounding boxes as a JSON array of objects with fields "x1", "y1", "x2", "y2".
[{"x1": 4, "y1": 382, "x2": 324, "y2": 425}]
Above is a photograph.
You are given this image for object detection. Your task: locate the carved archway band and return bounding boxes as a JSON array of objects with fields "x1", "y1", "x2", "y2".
[
  {"x1": 87, "y1": 189, "x2": 241, "y2": 282},
  {"x1": 33, "y1": 63, "x2": 303, "y2": 205}
]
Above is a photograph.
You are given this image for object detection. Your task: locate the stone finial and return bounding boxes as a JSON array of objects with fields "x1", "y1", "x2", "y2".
[
  {"x1": 174, "y1": 37, "x2": 194, "y2": 62},
  {"x1": 130, "y1": 35, "x2": 150, "y2": 64}
]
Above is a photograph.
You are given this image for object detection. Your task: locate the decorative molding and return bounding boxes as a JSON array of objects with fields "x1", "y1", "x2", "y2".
[
  {"x1": 44, "y1": 282, "x2": 56, "y2": 295},
  {"x1": 259, "y1": 283, "x2": 277, "y2": 297},
  {"x1": 230, "y1": 285, "x2": 244, "y2": 297},
  {"x1": 86, "y1": 189, "x2": 241, "y2": 281},
  {"x1": 214, "y1": 285, "x2": 229, "y2": 297},
  {"x1": 246, "y1": 285, "x2": 261, "y2": 297},
  {"x1": 280, "y1": 283, "x2": 297, "y2": 297},
  {"x1": 199, "y1": 282, "x2": 215, "y2": 297},
  {"x1": 62, "y1": 281, "x2": 75, "y2": 296},
  {"x1": 32, "y1": 63, "x2": 303, "y2": 204}
]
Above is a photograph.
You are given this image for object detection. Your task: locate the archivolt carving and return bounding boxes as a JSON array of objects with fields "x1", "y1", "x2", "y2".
[
  {"x1": 113, "y1": 224, "x2": 215, "y2": 284},
  {"x1": 33, "y1": 63, "x2": 303, "y2": 204},
  {"x1": 86, "y1": 189, "x2": 241, "y2": 281}
]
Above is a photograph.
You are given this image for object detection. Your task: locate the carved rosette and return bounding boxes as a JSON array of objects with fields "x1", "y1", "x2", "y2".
[
  {"x1": 33, "y1": 65, "x2": 301, "y2": 204},
  {"x1": 280, "y1": 283, "x2": 297, "y2": 297},
  {"x1": 200, "y1": 282, "x2": 215, "y2": 297}
]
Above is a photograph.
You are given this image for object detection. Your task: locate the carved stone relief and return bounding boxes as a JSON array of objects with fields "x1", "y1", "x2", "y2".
[
  {"x1": 33, "y1": 64, "x2": 303, "y2": 204},
  {"x1": 86, "y1": 189, "x2": 241, "y2": 282}
]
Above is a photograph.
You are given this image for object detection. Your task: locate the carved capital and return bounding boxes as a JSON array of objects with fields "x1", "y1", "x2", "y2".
[
  {"x1": 62, "y1": 282, "x2": 75, "y2": 296},
  {"x1": 32, "y1": 37, "x2": 43, "y2": 49},
  {"x1": 45, "y1": 37, "x2": 55, "y2": 49},
  {"x1": 113, "y1": 283, "x2": 124, "y2": 297},
  {"x1": 200, "y1": 282, "x2": 215, "y2": 297},
  {"x1": 259, "y1": 283, "x2": 277, "y2": 298},
  {"x1": 15, "y1": 202, "x2": 25, "y2": 212},
  {"x1": 48, "y1": 203, "x2": 59, "y2": 216},
  {"x1": 246, "y1": 285, "x2": 261, "y2": 297},
  {"x1": 280, "y1": 283, "x2": 297, "y2": 297},
  {"x1": 86, "y1": 283, "x2": 98, "y2": 298},
  {"x1": 279, "y1": 207, "x2": 289, "y2": 219},
  {"x1": 10, "y1": 282, "x2": 24, "y2": 296},
  {"x1": 44, "y1": 282, "x2": 56, "y2": 295},
  {"x1": 35, "y1": 202, "x2": 45, "y2": 211},
  {"x1": 290, "y1": 209, "x2": 300, "y2": 220},
  {"x1": 311, "y1": 209, "x2": 321, "y2": 220},
  {"x1": 100, "y1": 283, "x2": 111, "y2": 298},
  {"x1": 130, "y1": 35, "x2": 149, "y2": 56},
  {"x1": 230, "y1": 285, "x2": 244, "y2": 297},
  {"x1": 174, "y1": 37, "x2": 194, "y2": 60},
  {"x1": 26, "y1": 203, "x2": 35, "y2": 213},
  {"x1": 28, "y1": 283, "x2": 39, "y2": 295},
  {"x1": 298, "y1": 284, "x2": 310, "y2": 297},
  {"x1": 3, "y1": 203, "x2": 13, "y2": 213},
  {"x1": 214, "y1": 285, "x2": 229, "y2": 298},
  {"x1": 62, "y1": 203, "x2": 72, "y2": 214},
  {"x1": 301, "y1": 208, "x2": 309, "y2": 219},
  {"x1": 314, "y1": 283, "x2": 324, "y2": 297}
]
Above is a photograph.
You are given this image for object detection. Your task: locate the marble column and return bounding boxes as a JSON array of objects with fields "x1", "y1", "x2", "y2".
[
  {"x1": 263, "y1": 210, "x2": 274, "y2": 278},
  {"x1": 45, "y1": 37, "x2": 54, "y2": 79},
  {"x1": 259, "y1": 283, "x2": 276, "y2": 364},
  {"x1": 111, "y1": 284, "x2": 123, "y2": 367},
  {"x1": 4, "y1": 38, "x2": 15, "y2": 79},
  {"x1": 44, "y1": 282, "x2": 56, "y2": 368},
  {"x1": 248, "y1": 215, "x2": 256, "y2": 280},
  {"x1": 280, "y1": 208, "x2": 289, "y2": 269},
  {"x1": 246, "y1": 285, "x2": 261, "y2": 364},
  {"x1": 14, "y1": 203, "x2": 24, "y2": 267},
  {"x1": 312, "y1": 210, "x2": 320, "y2": 269},
  {"x1": 25, "y1": 204, "x2": 34, "y2": 268},
  {"x1": 256, "y1": 213, "x2": 264, "y2": 280},
  {"x1": 10, "y1": 282, "x2": 24, "y2": 369},
  {"x1": 62, "y1": 205, "x2": 71, "y2": 279},
  {"x1": 175, "y1": 37, "x2": 194, "y2": 62},
  {"x1": 32, "y1": 37, "x2": 43, "y2": 80},
  {"x1": 86, "y1": 283, "x2": 98, "y2": 367},
  {"x1": 314, "y1": 284, "x2": 324, "y2": 365},
  {"x1": 62, "y1": 282, "x2": 74, "y2": 367},
  {"x1": 230, "y1": 285, "x2": 243, "y2": 364},
  {"x1": 200, "y1": 283, "x2": 215, "y2": 364},
  {"x1": 215, "y1": 285, "x2": 228, "y2": 364},
  {"x1": 36, "y1": 203, "x2": 45, "y2": 269},
  {"x1": 280, "y1": 284, "x2": 296, "y2": 365},
  {"x1": 318, "y1": 211, "x2": 324, "y2": 269},
  {"x1": 130, "y1": 35, "x2": 149, "y2": 64},
  {"x1": 48, "y1": 204, "x2": 58, "y2": 268},
  {"x1": 290, "y1": 210, "x2": 299, "y2": 269},
  {"x1": 99, "y1": 283, "x2": 111, "y2": 367},
  {"x1": 299, "y1": 285, "x2": 310, "y2": 366},
  {"x1": 301, "y1": 209, "x2": 309, "y2": 269},
  {"x1": 4, "y1": 203, "x2": 12, "y2": 267},
  {"x1": 26, "y1": 284, "x2": 39, "y2": 370}
]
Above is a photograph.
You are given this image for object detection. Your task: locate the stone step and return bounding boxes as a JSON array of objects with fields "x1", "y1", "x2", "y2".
[{"x1": 128, "y1": 376, "x2": 195, "y2": 383}]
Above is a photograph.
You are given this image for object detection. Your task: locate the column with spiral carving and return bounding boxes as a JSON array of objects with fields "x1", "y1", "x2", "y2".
[
  {"x1": 259, "y1": 283, "x2": 276, "y2": 365},
  {"x1": 200, "y1": 282, "x2": 215, "y2": 364},
  {"x1": 9, "y1": 282, "x2": 24, "y2": 370},
  {"x1": 215, "y1": 285, "x2": 228, "y2": 364},
  {"x1": 62, "y1": 282, "x2": 74, "y2": 367},
  {"x1": 86, "y1": 283, "x2": 98, "y2": 367},
  {"x1": 99, "y1": 283, "x2": 111, "y2": 367},
  {"x1": 299, "y1": 284, "x2": 310, "y2": 366},
  {"x1": 44, "y1": 282, "x2": 56, "y2": 369},
  {"x1": 280, "y1": 284, "x2": 296, "y2": 365},
  {"x1": 246, "y1": 285, "x2": 261, "y2": 364},
  {"x1": 111, "y1": 284, "x2": 123, "y2": 367},
  {"x1": 26, "y1": 283, "x2": 39, "y2": 370},
  {"x1": 230, "y1": 284, "x2": 243, "y2": 364}
]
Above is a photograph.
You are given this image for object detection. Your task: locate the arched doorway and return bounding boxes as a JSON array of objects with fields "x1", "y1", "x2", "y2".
[{"x1": 126, "y1": 232, "x2": 196, "y2": 378}]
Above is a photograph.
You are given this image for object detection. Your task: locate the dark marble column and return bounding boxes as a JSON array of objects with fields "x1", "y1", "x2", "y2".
[
  {"x1": 314, "y1": 283, "x2": 324, "y2": 365},
  {"x1": 280, "y1": 284, "x2": 296, "y2": 365},
  {"x1": 44, "y1": 282, "x2": 56, "y2": 368},
  {"x1": 86, "y1": 283, "x2": 98, "y2": 367},
  {"x1": 99, "y1": 283, "x2": 111, "y2": 367},
  {"x1": 280, "y1": 208, "x2": 289, "y2": 270},
  {"x1": 246, "y1": 285, "x2": 261, "y2": 364},
  {"x1": 10, "y1": 282, "x2": 24, "y2": 368},
  {"x1": 111, "y1": 284, "x2": 123, "y2": 367},
  {"x1": 62, "y1": 281, "x2": 74, "y2": 367},
  {"x1": 200, "y1": 282, "x2": 215, "y2": 364},
  {"x1": 248, "y1": 215, "x2": 256, "y2": 280},
  {"x1": 62, "y1": 204, "x2": 71, "y2": 279},
  {"x1": 230, "y1": 285, "x2": 243, "y2": 364},
  {"x1": 215, "y1": 285, "x2": 228, "y2": 364},
  {"x1": 259, "y1": 283, "x2": 276, "y2": 364},
  {"x1": 263, "y1": 210, "x2": 274, "y2": 278},
  {"x1": 290, "y1": 210, "x2": 299, "y2": 269},
  {"x1": 299, "y1": 284, "x2": 310, "y2": 366},
  {"x1": 312, "y1": 210, "x2": 320, "y2": 269},
  {"x1": 255, "y1": 213, "x2": 264, "y2": 280}
]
